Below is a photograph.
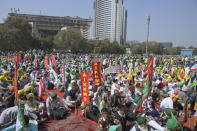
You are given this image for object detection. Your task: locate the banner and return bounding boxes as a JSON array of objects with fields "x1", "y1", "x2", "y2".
[
  {"x1": 44, "y1": 56, "x2": 48, "y2": 69},
  {"x1": 14, "y1": 54, "x2": 18, "y2": 102},
  {"x1": 104, "y1": 66, "x2": 120, "y2": 74},
  {"x1": 35, "y1": 57, "x2": 38, "y2": 67},
  {"x1": 80, "y1": 72, "x2": 90, "y2": 103},
  {"x1": 116, "y1": 65, "x2": 121, "y2": 74},
  {"x1": 52, "y1": 55, "x2": 57, "y2": 67},
  {"x1": 28, "y1": 55, "x2": 31, "y2": 63},
  {"x1": 57, "y1": 53, "x2": 60, "y2": 58},
  {"x1": 38, "y1": 77, "x2": 46, "y2": 100},
  {"x1": 104, "y1": 67, "x2": 116, "y2": 74},
  {"x1": 92, "y1": 62, "x2": 102, "y2": 86},
  {"x1": 7, "y1": 53, "x2": 10, "y2": 62},
  {"x1": 19, "y1": 54, "x2": 22, "y2": 62},
  {"x1": 61, "y1": 63, "x2": 65, "y2": 86}
]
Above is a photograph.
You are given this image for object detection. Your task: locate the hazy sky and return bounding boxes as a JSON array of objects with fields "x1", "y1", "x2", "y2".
[{"x1": 0, "y1": 0, "x2": 197, "y2": 47}]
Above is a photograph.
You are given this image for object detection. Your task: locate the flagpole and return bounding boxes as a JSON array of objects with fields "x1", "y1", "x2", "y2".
[{"x1": 146, "y1": 16, "x2": 151, "y2": 56}]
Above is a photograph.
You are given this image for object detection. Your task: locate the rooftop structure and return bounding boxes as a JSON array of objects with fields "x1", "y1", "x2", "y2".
[
  {"x1": 8, "y1": 13, "x2": 92, "y2": 39},
  {"x1": 181, "y1": 49, "x2": 194, "y2": 56}
]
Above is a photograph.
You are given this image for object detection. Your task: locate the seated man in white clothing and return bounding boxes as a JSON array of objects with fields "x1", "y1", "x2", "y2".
[{"x1": 160, "y1": 93, "x2": 179, "y2": 110}]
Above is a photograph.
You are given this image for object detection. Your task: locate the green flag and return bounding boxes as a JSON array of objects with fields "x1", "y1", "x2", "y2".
[
  {"x1": 188, "y1": 81, "x2": 197, "y2": 89},
  {"x1": 16, "y1": 103, "x2": 25, "y2": 131},
  {"x1": 142, "y1": 77, "x2": 150, "y2": 99}
]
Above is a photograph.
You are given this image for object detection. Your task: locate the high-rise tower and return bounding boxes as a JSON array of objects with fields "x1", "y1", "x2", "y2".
[{"x1": 94, "y1": 0, "x2": 127, "y2": 44}]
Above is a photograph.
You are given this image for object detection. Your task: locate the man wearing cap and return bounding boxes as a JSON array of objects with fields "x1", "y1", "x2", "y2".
[
  {"x1": 130, "y1": 117, "x2": 148, "y2": 131},
  {"x1": 165, "y1": 117, "x2": 182, "y2": 131},
  {"x1": 160, "y1": 108, "x2": 176, "y2": 124},
  {"x1": 81, "y1": 91, "x2": 100, "y2": 122},
  {"x1": 24, "y1": 93, "x2": 44, "y2": 120},
  {"x1": 111, "y1": 90, "x2": 122, "y2": 112},
  {"x1": 98, "y1": 108, "x2": 111, "y2": 131},
  {"x1": 0, "y1": 75, "x2": 10, "y2": 88},
  {"x1": 111, "y1": 79, "x2": 119, "y2": 96},
  {"x1": 46, "y1": 93, "x2": 71, "y2": 120},
  {"x1": 160, "y1": 93, "x2": 179, "y2": 110},
  {"x1": 114, "y1": 106, "x2": 131, "y2": 131},
  {"x1": 64, "y1": 74, "x2": 71, "y2": 92},
  {"x1": 24, "y1": 85, "x2": 33, "y2": 96},
  {"x1": 3, "y1": 86, "x2": 15, "y2": 108},
  {"x1": 18, "y1": 89, "x2": 26, "y2": 106},
  {"x1": 43, "y1": 73, "x2": 52, "y2": 89},
  {"x1": 67, "y1": 80, "x2": 80, "y2": 93},
  {"x1": 63, "y1": 87, "x2": 80, "y2": 108},
  {"x1": 99, "y1": 93, "x2": 110, "y2": 113},
  {"x1": 19, "y1": 74, "x2": 30, "y2": 89},
  {"x1": 93, "y1": 87, "x2": 103, "y2": 108}
]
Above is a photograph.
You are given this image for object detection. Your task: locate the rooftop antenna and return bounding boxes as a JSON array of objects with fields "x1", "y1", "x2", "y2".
[{"x1": 10, "y1": 8, "x2": 13, "y2": 13}]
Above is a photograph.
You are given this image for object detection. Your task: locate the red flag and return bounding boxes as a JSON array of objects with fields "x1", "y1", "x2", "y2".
[
  {"x1": 35, "y1": 57, "x2": 38, "y2": 67},
  {"x1": 28, "y1": 55, "x2": 31, "y2": 63},
  {"x1": 52, "y1": 55, "x2": 57, "y2": 67},
  {"x1": 44, "y1": 56, "x2": 48, "y2": 68},
  {"x1": 80, "y1": 72, "x2": 90, "y2": 103},
  {"x1": 140, "y1": 64, "x2": 143, "y2": 72},
  {"x1": 18, "y1": 54, "x2": 22, "y2": 62},
  {"x1": 38, "y1": 77, "x2": 46, "y2": 100},
  {"x1": 14, "y1": 54, "x2": 18, "y2": 102},
  {"x1": 92, "y1": 62, "x2": 102, "y2": 86},
  {"x1": 143, "y1": 56, "x2": 153, "y2": 86},
  {"x1": 7, "y1": 53, "x2": 10, "y2": 62},
  {"x1": 61, "y1": 63, "x2": 65, "y2": 86}
]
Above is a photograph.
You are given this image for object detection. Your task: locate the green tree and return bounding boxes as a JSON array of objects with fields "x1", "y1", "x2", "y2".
[
  {"x1": 93, "y1": 39, "x2": 125, "y2": 54},
  {"x1": 40, "y1": 36, "x2": 54, "y2": 51},
  {"x1": 93, "y1": 39, "x2": 109, "y2": 54},
  {"x1": 0, "y1": 17, "x2": 40, "y2": 51},
  {"x1": 53, "y1": 29, "x2": 89, "y2": 53}
]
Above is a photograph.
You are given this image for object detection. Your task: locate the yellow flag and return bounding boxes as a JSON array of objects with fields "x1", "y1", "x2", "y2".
[{"x1": 129, "y1": 66, "x2": 133, "y2": 80}]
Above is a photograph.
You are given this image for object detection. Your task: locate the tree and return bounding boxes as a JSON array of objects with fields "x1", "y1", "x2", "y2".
[
  {"x1": 0, "y1": 17, "x2": 40, "y2": 51},
  {"x1": 53, "y1": 29, "x2": 89, "y2": 53},
  {"x1": 188, "y1": 45, "x2": 194, "y2": 49},
  {"x1": 40, "y1": 36, "x2": 54, "y2": 51},
  {"x1": 93, "y1": 39, "x2": 110, "y2": 54},
  {"x1": 93, "y1": 39, "x2": 125, "y2": 54}
]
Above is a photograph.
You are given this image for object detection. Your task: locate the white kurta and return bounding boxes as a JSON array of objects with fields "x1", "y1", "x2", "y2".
[{"x1": 160, "y1": 97, "x2": 173, "y2": 109}]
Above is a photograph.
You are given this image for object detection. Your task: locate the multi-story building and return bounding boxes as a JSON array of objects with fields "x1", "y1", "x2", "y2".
[
  {"x1": 160, "y1": 42, "x2": 173, "y2": 48},
  {"x1": 94, "y1": 0, "x2": 127, "y2": 44},
  {"x1": 8, "y1": 13, "x2": 92, "y2": 39}
]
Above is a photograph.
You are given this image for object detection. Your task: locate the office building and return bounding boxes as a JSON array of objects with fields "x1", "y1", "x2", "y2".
[
  {"x1": 8, "y1": 13, "x2": 92, "y2": 39},
  {"x1": 94, "y1": 0, "x2": 127, "y2": 44}
]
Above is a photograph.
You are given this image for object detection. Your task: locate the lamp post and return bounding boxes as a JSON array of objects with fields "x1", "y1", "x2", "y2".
[{"x1": 146, "y1": 16, "x2": 151, "y2": 56}]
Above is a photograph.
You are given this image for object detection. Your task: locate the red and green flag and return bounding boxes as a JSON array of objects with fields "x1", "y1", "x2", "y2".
[
  {"x1": 183, "y1": 99, "x2": 189, "y2": 122},
  {"x1": 136, "y1": 56, "x2": 153, "y2": 112}
]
